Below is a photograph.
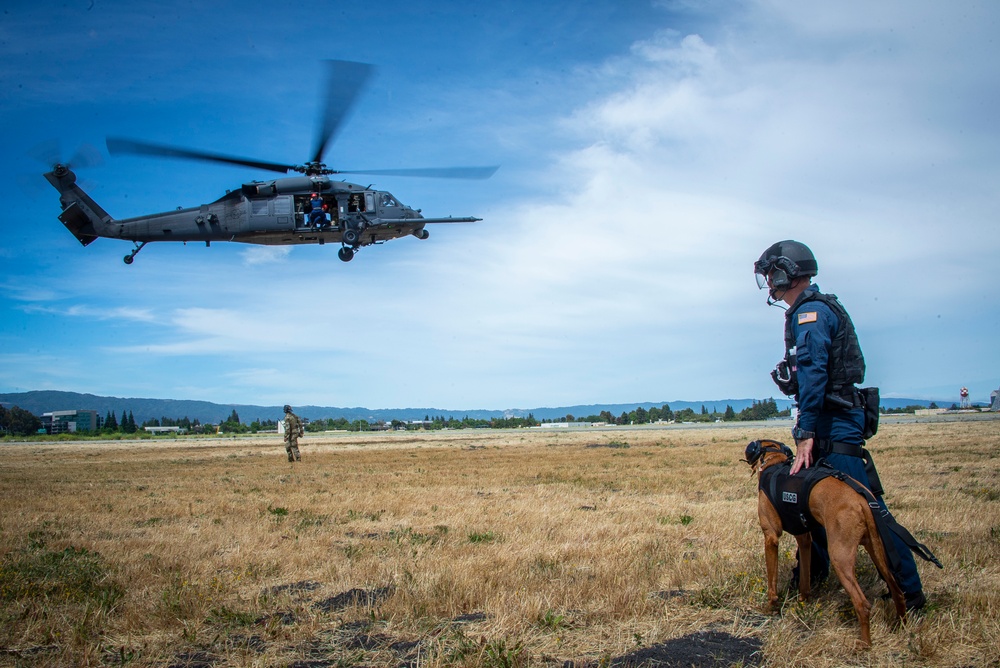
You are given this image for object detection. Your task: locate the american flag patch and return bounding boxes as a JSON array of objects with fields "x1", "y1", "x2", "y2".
[{"x1": 797, "y1": 311, "x2": 818, "y2": 325}]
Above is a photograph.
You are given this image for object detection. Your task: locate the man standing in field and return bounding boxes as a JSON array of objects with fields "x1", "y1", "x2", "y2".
[
  {"x1": 283, "y1": 405, "x2": 304, "y2": 462},
  {"x1": 753, "y1": 240, "x2": 927, "y2": 611}
]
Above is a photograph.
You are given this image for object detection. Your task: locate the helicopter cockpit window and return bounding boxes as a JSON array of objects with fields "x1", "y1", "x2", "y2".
[
  {"x1": 379, "y1": 193, "x2": 398, "y2": 208},
  {"x1": 251, "y1": 199, "x2": 269, "y2": 216}
]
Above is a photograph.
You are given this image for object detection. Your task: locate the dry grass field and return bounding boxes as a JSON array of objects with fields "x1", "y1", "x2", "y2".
[{"x1": 1, "y1": 419, "x2": 998, "y2": 667}]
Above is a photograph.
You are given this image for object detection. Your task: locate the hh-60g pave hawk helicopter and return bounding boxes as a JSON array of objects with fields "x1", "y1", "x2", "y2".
[{"x1": 44, "y1": 60, "x2": 497, "y2": 264}]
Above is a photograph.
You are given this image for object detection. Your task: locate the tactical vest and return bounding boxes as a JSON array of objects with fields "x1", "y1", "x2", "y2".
[
  {"x1": 759, "y1": 461, "x2": 840, "y2": 535},
  {"x1": 784, "y1": 289, "x2": 866, "y2": 407}
]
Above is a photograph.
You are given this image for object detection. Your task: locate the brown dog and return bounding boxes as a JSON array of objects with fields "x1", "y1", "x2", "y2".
[{"x1": 746, "y1": 439, "x2": 906, "y2": 647}]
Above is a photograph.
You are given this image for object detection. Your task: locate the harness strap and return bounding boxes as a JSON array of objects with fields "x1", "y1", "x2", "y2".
[
  {"x1": 833, "y1": 471, "x2": 943, "y2": 570},
  {"x1": 860, "y1": 448, "x2": 885, "y2": 497},
  {"x1": 816, "y1": 440, "x2": 885, "y2": 497},
  {"x1": 794, "y1": 464, "x2": 832, "y2": 532}
]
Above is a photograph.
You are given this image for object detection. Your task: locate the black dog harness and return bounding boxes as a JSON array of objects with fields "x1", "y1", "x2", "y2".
[
  {"x1": 751, "y1": 440, "x2": 943, "y2": 571},
  {"x1": 759, "y1": 460, "x2": 834, "y2": 535}
]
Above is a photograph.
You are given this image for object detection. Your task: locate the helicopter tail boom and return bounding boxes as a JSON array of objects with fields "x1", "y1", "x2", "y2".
[{"x1": 44, "y1": 167, "x2": 114, "y2": 246}]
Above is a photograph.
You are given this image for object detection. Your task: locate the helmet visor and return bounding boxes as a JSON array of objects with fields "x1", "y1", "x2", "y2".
[{"x1": 755, "y1": 271, "x2": 769, "y2": 290}]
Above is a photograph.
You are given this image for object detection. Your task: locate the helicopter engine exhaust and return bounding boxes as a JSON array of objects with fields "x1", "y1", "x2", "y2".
[
  {"x1": 242, "y1": 177, "x2": 321, "y2": 197},
  {"x1": 412, "y1": 228, "x2": 429, "y2": 240}
]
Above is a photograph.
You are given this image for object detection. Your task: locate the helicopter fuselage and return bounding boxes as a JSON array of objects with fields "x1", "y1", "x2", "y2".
[
  {"x1": 111, "y1": 177, "x2": 474, "y2": 245},
  {"x1": 45, "y1": 168, "x2": 480, "y2": 263}
]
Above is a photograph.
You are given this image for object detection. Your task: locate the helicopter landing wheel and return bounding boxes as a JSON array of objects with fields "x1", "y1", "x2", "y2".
[
  {"x1": 124, "y1": 241, "x2": 147, "y2": 265},
  {"x1": 338, "y1": 247, "x2": 355, "y2": 262},
  {"x1": 343, "y1": 228, "x2": 360, "y2": 245}
]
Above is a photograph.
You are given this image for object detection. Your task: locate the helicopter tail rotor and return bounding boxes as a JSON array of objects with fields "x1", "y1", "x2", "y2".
[
  {"x1": 28, "y1": 139, "x2": 103, "y2": 172},
  {"x1": 23, "y1": 140, "x2": 102, "y2": 198}
]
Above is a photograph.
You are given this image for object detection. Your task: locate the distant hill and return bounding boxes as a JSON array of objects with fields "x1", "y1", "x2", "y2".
[{"x1": 0, "y1": 390, "x2": 948, "y2": 425}]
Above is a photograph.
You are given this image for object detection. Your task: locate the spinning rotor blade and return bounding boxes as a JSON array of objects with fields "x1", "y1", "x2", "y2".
[
  {"x1": 25, "y1": 140, "x2": 102, "y2": 197},
  {"x1": 28, "y1": 138, "x2": 62, "y2": 167},
  {"x1": 311, "y1": 60, "x2": 375, "y2": 165},
  {"x1": 29, "y1": 139, "x2": 103, "y2": 170},
  {"x1": 106, "y1": 137, "x2": 296, "y2": 174},
  {"x1": 336, "y1": 165, "x2": 500, "y2": 180}
]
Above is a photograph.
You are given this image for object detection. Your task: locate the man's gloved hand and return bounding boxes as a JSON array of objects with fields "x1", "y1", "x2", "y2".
[{"x1": 770, "y1": 359, "x2": 798, "y2": 396}]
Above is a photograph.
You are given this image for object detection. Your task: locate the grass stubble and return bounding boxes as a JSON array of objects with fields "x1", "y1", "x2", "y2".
[{"x1": 0, "y1": 419, "x2": 998, "y2": 667}]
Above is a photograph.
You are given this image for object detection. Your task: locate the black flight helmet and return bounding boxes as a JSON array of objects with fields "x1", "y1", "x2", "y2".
[
  {"x1": 743, "y1": 439, "x2": 793, "y2": 467},
  {"x1": 743, "y1": 440, "x2": 764, "y2": 466},
  {"x1": 754, "y1": 240, "x2": 818, "y2": 293},
  {"x1": 284, "y1": 405, "x2": 292, "y2": 414}
]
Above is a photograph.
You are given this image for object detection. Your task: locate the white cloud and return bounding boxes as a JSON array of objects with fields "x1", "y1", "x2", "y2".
[
  {"x1": 240, "y1": 246, "x2": 292, "y2": 266},
  {"x1": 18, "y1": 303, "x2": 157, "y2": 323}
]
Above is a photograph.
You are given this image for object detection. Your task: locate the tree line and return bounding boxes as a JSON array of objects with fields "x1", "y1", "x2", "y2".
[
  {"x1": 536, "y1": 399, "x2": 788, "y2": 425},
  {"x1": 297, "y1": 400, "x2": 790, "y2": 432},
  {"x1": 16, "y1": 396, "x2": 961, "y2": 439}
]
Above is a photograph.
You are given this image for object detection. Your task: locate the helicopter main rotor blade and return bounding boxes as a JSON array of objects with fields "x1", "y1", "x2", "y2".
[
  {"x1": 311, "y1": 60, "x2": 375, "y2": 165},
  {"x1": 335, "y1": 165, "x2": 500, "y2": 180},
  {"x1": 106, "y1": 137, "x2": 296, "y2": 174}
]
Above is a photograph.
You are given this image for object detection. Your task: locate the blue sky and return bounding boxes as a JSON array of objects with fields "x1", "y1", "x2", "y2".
[{"x1": 2, "y1": 0, "x2": 998, "y2": 410}]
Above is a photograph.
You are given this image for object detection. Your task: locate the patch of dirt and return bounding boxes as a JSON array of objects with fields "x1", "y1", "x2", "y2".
[
  {"x1": 255, "y1": 610, "x2": 297, "y2": 626},
  {"x1": 167, "y1": 649, "x2": 217, "y2": 668},
  {"x1": 263, "y1": 580, "x2": 322, "y2": 597},
  {"x1": 606, "y1": 630, "x2": 763, "y2": 667},
  {"x1": 313, "y1": 586, "x2": 394, "y2": 613},
  {"x1": 451, "y1": 611, "x2": 489, "y2": 624}
]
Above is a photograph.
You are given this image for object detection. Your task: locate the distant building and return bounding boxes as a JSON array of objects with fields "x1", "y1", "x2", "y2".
[
  {"x1": 530, "y1": 422, "x2": 596, "y2": 429},
  {"x1": 143, "y1": 426, "x2": 186, "y2": 435},
  {"x1": 41, "y1": 409, "x2": 99, "y2": 434}
]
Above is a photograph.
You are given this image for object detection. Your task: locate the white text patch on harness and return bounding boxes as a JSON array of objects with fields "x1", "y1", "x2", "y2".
[
  {"x1": 797, "y1": 311, "x2": 818, "y2": 325},
  {"x1": 782, "y1": 491, "x2": 798, "y2": 503}
]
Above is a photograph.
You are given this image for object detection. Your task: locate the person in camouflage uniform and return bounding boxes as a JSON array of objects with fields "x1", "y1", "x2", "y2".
[{"x1": 283, "y1": 405, "x2": 304, "y2": 462}]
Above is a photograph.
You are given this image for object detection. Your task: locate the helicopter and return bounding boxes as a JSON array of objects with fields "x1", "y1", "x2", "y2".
[{"x1": 43, "y1": 60, "x2": 497, "y2": 264}]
